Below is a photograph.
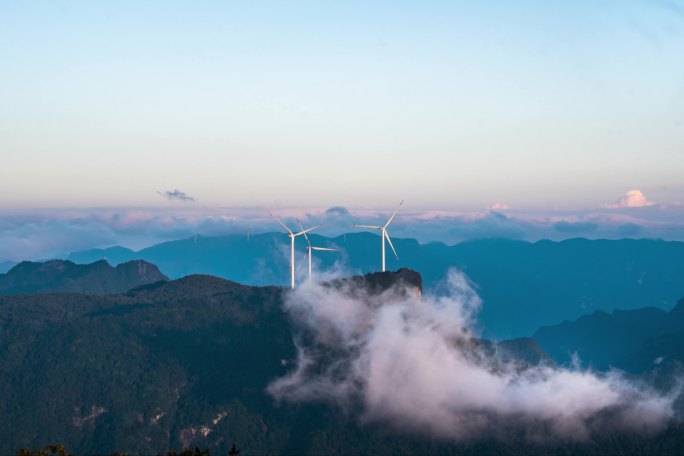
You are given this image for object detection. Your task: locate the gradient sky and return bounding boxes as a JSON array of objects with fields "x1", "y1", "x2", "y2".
[{"x1": 2, "y1": 0, "x2": 683, "y2": 211}]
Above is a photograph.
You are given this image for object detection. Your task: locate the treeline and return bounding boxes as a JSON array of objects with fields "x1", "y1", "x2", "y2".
[{"x1": 16, "y1": 444, "x2": 240, "y2": 456}]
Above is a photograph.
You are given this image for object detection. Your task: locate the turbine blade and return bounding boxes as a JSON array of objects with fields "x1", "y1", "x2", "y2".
[
  {"x1": 294, "y1": 224, "x2": 321, "y2": 237},
  {"x1": 311, "y1": 247, "x2": 338, "y2": 251},
  {"x1": 352, "y1": 225, "x2": 382, "y2": 229},
  {"x1": 267, "y1": 212, "x2": 293, "y2": 235},
  {"x1": 297, "y1": 219, "x2": 311, "y2": 247},
  {"x1": 384, "y1": 231, "x2": 399, "y2": 260},
  {"x1": 383, "y1": 200, "x2": 404, "y2": 228}
]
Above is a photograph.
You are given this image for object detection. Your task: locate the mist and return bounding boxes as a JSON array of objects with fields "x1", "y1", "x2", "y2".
[{"x1": 268, "y1": 270, "x2": 677, "y2": 441}]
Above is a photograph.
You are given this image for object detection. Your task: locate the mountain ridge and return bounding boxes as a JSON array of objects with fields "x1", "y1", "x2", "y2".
[
  {"x1": 67, "y1": 234, "x2": 684, "y2": 338},
  {"x1": 534, "y1": 298, "x2": 684, "y2": 372},
  {"x1": 0, "y1": 259, "x2": 169, "y2": 295}
]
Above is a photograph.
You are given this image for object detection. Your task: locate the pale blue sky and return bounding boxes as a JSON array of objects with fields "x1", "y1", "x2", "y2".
[{"x1": 1, "y1": 0, "x2": 683, "y2": 210}]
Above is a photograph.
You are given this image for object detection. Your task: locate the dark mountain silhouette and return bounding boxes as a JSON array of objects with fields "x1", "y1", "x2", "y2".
[
  {"x1": 6, "y1": 269, "x2": 656, "y2": 455},
  {"x1": 68, "y1": 234, "x2": 684, "y2": 338},
  {"x1": 0, "y1": 259, "x2": 168, "y2": 295},
  {"x1": 496, "y1": 337, "x2": 554, "y2": 365},
  {"x1": 534, "y1": 298, "x2": 684, "y2": 372}
]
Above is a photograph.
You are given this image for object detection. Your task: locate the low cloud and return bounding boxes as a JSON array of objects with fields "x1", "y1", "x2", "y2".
[
  {"x1": 2, "y1": 203, "x2": 684, "y2": 263},
  {"x1": 487, "y1": 203, "x2": 510, "y2": 211},
  {"x1": 158, "y1": 189, "x2": 195, "y2": 202},
  {"x1": 269, "y1": 270, "x2": 676, "y2": 441},
  {"x1": 325, "y1": 206, "x2": 351, "y2": 217},
  {"x1": 553, "y1": 220, "x2": 599, "y2": 234},
  {"x1": 618, "y1": 222, "x2": 644, "y2": 236},
  {"x1": 605, "y1": 189, "x2": 656, "y2": 209},
  {"x1": 0, "y1": 219, "x2": 118, "y2": 262}
]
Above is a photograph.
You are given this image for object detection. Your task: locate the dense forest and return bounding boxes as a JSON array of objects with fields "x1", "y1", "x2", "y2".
[{"x1": 1, "y1": 269, "x2": 683, "y2": 455}]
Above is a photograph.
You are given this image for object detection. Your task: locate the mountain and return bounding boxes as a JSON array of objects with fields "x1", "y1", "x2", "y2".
[
  {"x1": 0, "y1": 259, "x2": 168, "y2": 295},
  {"x1": 67, "y1": 232, "x2": 440, "y2": 288},
  {"x1": 68, "y1": 235, "x2": 684, "y2": 339},
  {"x1": 534, "y1": 298, "x2": 684, "y2": 372},
  {"x1": 67, "y1": 246, "x2": 137, "y2": 266},
  {"x1": 496, "y1": 337, "x2": 555, "y2": 365},
  {"x1": 2, "y1": 269, "x2": 682, "y2": 455},
  {"x1": 0, "y1": 269, "x2": 428, "y2": 455}
]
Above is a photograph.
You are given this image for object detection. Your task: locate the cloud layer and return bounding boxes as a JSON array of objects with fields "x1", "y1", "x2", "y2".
[
  {"x1": 605, "y1": 189, "x2": 656, "y2": 208},
  {"x1": 158, "y1": 189, "x2": 195, "y2": 202},
  {"x1": 268, "y1": 271, "x2": 676, "y2": 441},
  {"x1": 1, "y1": 194, "x2": 684, "y2": 263}
]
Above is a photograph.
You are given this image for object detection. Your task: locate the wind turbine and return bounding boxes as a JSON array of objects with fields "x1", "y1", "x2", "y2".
[
  {"x1": 298, "y1": 221, "x2": 338, "y2": 279},
  {"x1": 352, "y1": 200, "x2": 403, "y2": 272},
  {"x1": 268, "y1": 212, "x2": 320, "y2": 289}
]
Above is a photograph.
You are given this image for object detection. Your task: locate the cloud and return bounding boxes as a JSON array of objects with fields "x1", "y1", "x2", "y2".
[
  {"x1": 269, "y1": 270, "x2": 676, "y2": 442},
  {"x1": 157, "y1": 189, "x2": 195, "y2": 202},
  {"x1": 0, "y1": 219, "x2": 118, "y2": 262},
  {"x1": 2, "y1": 202, "x2": 684, "y2": 263},
  {"x1": 325, "y1": 206, "x2": 351, "y2": 217},
  {"x1": 617, "y1": 223, "x2": 644, "y2": 236},
  {"x1": 605, "y1": 190, "x2": 656, "y2": 209},
  {"x1": 440, "y1": 211, "x2": 529, "y2": 241},
  {"x1": 553, "y1": 221, "x2": 599, "y2": 234},
  {"x1": 487, "y1": 203, "x2": 510, "y2": 211}
]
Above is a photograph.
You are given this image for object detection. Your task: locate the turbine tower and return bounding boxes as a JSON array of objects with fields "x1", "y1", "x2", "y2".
[
  {"x1": 268, "y1": 213, "x2": 320, "y2": 289},
  {"x1": 353, "y1": 200, "x2": 403, "y2": 272},
  {"x1": 298, "y1": 221, "x2": 339, "y2": 279}
]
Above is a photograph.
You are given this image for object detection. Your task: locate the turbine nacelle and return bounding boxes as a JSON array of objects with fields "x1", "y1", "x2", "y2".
[
  {"x1": 352, "y1": 200, "x2": 403, "y2": 271},
  {"x1": 268, "y1": 212, "x2": 322, "y2": 288},
  {"x1": 298, "y1": 221, "x2": 339, "y2": 279}
]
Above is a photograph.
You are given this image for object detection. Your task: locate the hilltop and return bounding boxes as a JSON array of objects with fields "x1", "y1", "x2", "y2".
[
  {"x1": 0, "y1": 259, "x2": 168, "y2": 295},
  {"x1": 534, "y1": 297, "x2": 684, "y2": 373}
]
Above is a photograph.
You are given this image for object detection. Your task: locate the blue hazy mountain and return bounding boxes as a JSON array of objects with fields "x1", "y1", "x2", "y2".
[
  {"x1": 67, "y1": 245, "x2": 137, "y2": 266},
  {"x1": 68, "y1": 232, "x2": 444, "y2": 286},
  {"x1": 534, "y1": 298, "x2": 684, "y2": 372},
  {"x1": 0, "y1": 259, "x2": 168, "y2": 295},
  {"x1": 68, "y1": 234, "x2": 684, "y2": 339},
  {"x1": 0, "y1": 261, "x2": 16, "y2": 274}
]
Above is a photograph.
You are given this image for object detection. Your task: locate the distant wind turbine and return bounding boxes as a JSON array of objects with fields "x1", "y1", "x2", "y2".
[
  {"x1": 352, "y1": 200, "x2": 403, "y2": 272},
  {"x1": 268, "y1": 212, "x2": 321, "y2": 289},
  {"x1": 298, "y1": 221, "x2": 338, "y2": 279}
]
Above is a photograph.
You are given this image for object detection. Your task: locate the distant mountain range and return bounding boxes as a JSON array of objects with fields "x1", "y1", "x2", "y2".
[
  {"x1": 0, "y1": 259, "x2": 168, "y2": 295},
  {"x1": 68, "y1": 234, "x2": 684, "y2": 339},
  {"x1": 534, "y1": 298, "x2": 684, "y2": 373}
]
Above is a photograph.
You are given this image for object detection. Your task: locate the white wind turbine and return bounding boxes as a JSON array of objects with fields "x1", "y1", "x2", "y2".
[
  {"x1": 297, "y1": 221, "x2": 339, "y2": 279},
  {"x1": 353, "y1": 200, "x2": 403, "y2": 272},
  {"x1": 268, "y1": 212, "x2": 321, "y2": 289}
]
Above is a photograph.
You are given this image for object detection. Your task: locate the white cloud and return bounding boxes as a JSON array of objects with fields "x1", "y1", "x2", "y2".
[
  {"x1": 487, "y1": 203, "x2": 510, "y2": 211},
  {"x1": 3, "y1": 202, "x2": 684, "y2": 263},
  {"x1": 269, "y1": 270, "x2": 676, "y2": 441},
  {"x1": 605, "y1": 189, "x2": 656, "y2": 209}
]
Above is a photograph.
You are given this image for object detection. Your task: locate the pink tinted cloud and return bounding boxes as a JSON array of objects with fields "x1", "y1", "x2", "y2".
[
  {"x1": 487, "y1": 203, "x2": 511, "y2": 211},
  {"x1": 604, "y1": 190, "x2": 656, "y2": 209}
]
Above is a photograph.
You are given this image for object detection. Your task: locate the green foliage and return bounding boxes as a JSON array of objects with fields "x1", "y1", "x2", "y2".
[
  {"x1": 163, "y1": 448, "x2": 211, "y2": 456},
  {"x1": 2, "y1": 273, "x2": 684, "y2": 455},
  {"x1": 16, "y1": 444, "x2": 72, "y2": 456}
]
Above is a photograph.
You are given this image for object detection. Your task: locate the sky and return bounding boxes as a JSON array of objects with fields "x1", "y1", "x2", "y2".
[{"x1": 1, "y1": 1, "x2": 684, "y2": 260}]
